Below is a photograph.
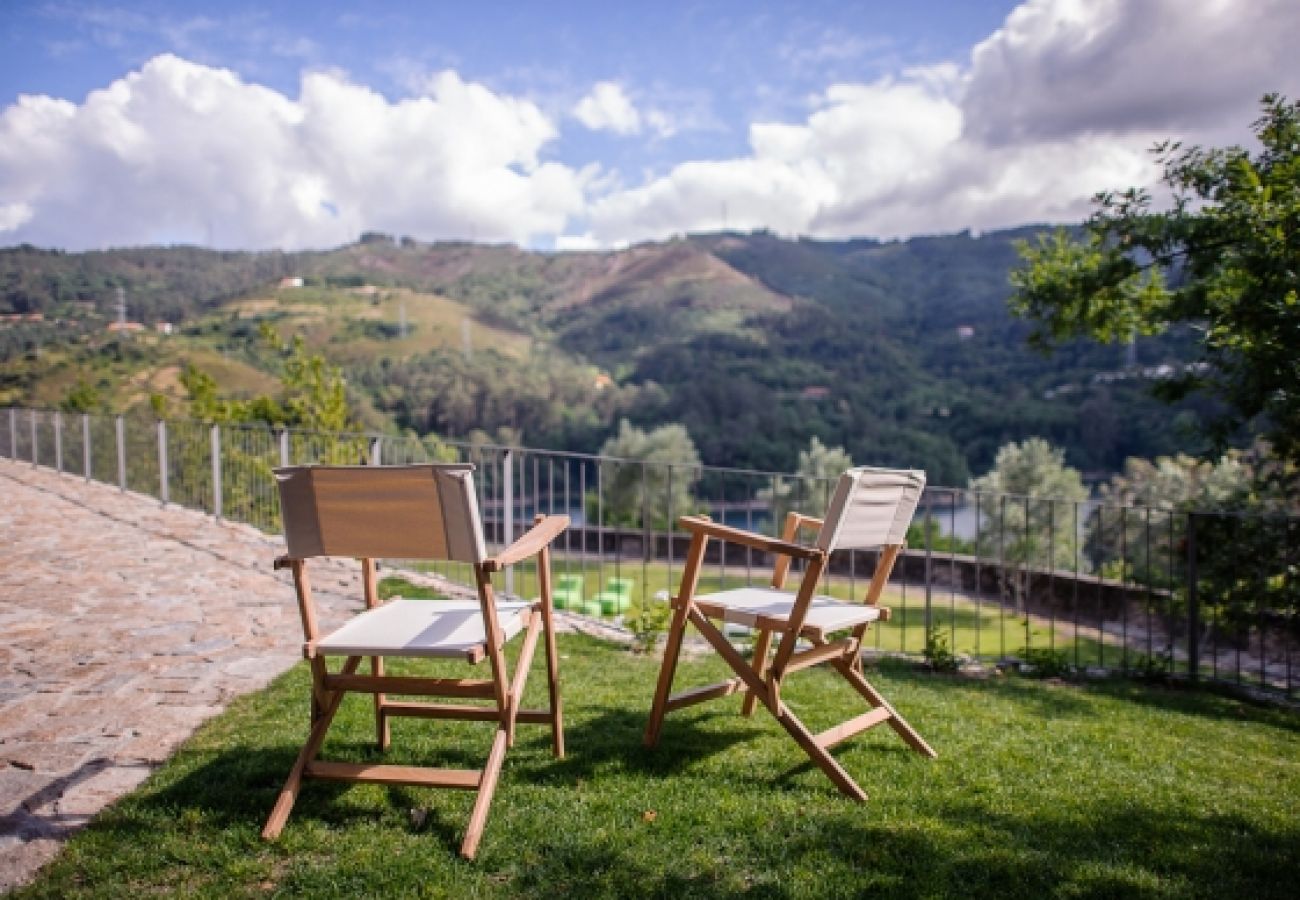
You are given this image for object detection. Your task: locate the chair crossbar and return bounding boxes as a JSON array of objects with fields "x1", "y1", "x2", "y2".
[
  {"x1": 323, "y1": 673, "x2": 499, "y2": 698},
  {"x1": 378, "y1": 701, "x2": 555, "y2": 725},
  {"x1": 814, "y1": 707, "x2": 893, "y2": 750},
  {"x1": 305, "y1": 761, "x2": 483, "y2": 790},
  {"x1": 664, "y1": 678, "x2": 745, "y2": 713},
  {"x1": 783, "y1": 638, "x2": 856, "y2": 675}
]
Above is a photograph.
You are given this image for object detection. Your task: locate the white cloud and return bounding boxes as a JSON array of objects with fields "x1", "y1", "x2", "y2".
[
  {"x1": 585, "y1": 0, "x2": 1293, "y2": 246},
  {"x1": 0, "y1": 202, "x2": 34, "y2": 232},
  {"x1": 572, "y1": 81, "x2": 642, "y2": 135},
  {"x1": 554, "y1": 232, "x2": 600, "y2": 251},
  {"x1": 962, "y1": 0, "x2": 1300, "y2": 147},
  {"x1": 3, "y1": 0, "x2": 1293, "y2": 251},
  {"x1": 0, "y1": 54, "x2": 586, "y2": 248}
]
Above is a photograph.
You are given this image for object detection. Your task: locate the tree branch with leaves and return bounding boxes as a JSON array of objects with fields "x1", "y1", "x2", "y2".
[{"x1": 1010, "y1": 94, "x2": 1300, "y2": 469}]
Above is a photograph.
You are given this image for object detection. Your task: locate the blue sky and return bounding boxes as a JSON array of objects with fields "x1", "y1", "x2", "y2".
[{"x1": 0, "y1": 0, "x2": 1295, "y2": 250}]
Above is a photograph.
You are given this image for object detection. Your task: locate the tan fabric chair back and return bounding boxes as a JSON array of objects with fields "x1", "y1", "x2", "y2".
[
  {"x1": 275, "y1": 464, "x2": 487, "y2": 563},
  {"x1": 816, "y1": 466, "x2": 926, "y2": 552}
]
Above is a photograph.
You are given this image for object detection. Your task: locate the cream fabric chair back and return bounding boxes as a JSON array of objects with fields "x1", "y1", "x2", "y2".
[
  {"x1": 815, "y1": 466, "x2": 926, "y2": 553},
  {"x1": 275, "y1": 464, "x2": 487, "y2": 563}
]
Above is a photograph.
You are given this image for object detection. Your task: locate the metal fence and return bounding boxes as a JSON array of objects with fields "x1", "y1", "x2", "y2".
[{"x1": 2, "y1": 405, "x2": 1295, "y2": 698}]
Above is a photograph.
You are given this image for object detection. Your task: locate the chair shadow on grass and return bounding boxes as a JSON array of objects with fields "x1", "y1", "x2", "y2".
[{"x1": 80, "y1": 673, "x2": 1298, "y2": 900}]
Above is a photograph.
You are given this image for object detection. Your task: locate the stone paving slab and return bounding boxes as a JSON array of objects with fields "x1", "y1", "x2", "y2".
[
  {"x1": 0, "y1": 457, "x2": 631, "y2": 893},
  {"x1": 0, "y1": 459, "x2": 376, "y2": 893}
]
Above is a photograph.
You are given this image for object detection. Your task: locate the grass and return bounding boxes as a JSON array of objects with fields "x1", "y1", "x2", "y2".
[
  {"x1": 16, "y1": 633, "x2": 1300, "y2": 899},
  {"x1": 229, "y1": 285, "x2": 533, "y2": 364},
  {"x1": 415, "y1": 556, "x2": 1120, "y2": 663}
]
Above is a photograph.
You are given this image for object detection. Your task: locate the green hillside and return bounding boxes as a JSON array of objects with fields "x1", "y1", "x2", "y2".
[{"x1": 0, "y1": 229, "x2": 1212, "y2": 483}]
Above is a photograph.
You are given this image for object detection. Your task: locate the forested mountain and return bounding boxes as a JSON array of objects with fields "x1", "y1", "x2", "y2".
[{"x1": 0, "y1": 228, "x2": 1212, "y2": 484}]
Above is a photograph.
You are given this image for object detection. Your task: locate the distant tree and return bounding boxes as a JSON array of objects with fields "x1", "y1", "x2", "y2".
[
  {"x1": 592, "y1": 419, "x2": 702, "y2": 530},
  {"x1": 1086, "y1": 451, "x2": 1253, "y2": 587},
  {"x1": 1086, "y1": 447, "x2": 1297, "y2": 648},
  {"x1": 1010, "y1": 94, "x2": 1300, "y2": 470},
  {"x1": 971, "y1": 438, "x2": 1089, "y2": 609},
  {"x1": 59, "y1": 378, "x2": 101, "y2": 413},
  {"x1": 758, "y1": 436, "x2": 853, "y2": 530}
]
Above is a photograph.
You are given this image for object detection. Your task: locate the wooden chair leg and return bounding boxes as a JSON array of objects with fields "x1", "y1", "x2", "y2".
[
  {"x1": 644, "y1": 598, "x2": 692, "y2": 747},
  {"x1": 506, "y1": 614, "x2": 543, "y2": 749},
  {"x1": 263, "y1": 686, "x2": 347, "y2": 839},
  {"x1": 540, "y1": 602, "x2": 565, "y2": 759},
  {"x1": 771, "y1": 701, "x2": 868, "y2": 802},
  {"x1": 832, "y1": 658, "x2": 937, "y2": 758},
  {"x1": 460, "y1": 727, "x2": 510, "y2": 860},
  {"x1": 741, "y1": 628, "x2": 773, "y2": 717},
  {"x1": 372, "y1": 656, "x2": 390, "y2": 751}
]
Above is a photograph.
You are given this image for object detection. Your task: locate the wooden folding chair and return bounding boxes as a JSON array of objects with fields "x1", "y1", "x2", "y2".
[
  {"x1": 644, "y1": 466, "x2": 936, "y2": 801},
  {"x1": 263, "y1": 464, "x2": 567, "y2": 859}
]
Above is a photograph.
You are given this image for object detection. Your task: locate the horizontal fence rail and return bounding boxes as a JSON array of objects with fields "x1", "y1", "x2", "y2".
[{"x1": 3, "y1": 405, "x2": 1296, "y2": 699}]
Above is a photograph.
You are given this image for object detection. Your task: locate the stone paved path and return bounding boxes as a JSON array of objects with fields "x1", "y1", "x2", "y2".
[
  {"x1": 0, "y1": 458, "x2": 639, "y2": 893},
  {"x1": 0, "y1": 458, "x2": 373, "y2": 891}
]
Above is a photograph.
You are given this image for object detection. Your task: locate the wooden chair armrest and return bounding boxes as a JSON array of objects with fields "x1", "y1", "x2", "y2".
[
  {"x1": 677, "y1": 515, "x2": 822, "y2": 561},
  {"x1": 483, "y1": 515, "x2": 571, "y2": 571},
  {"x1": 787, "y1": 513, "x2": 824, "y2": 535}
]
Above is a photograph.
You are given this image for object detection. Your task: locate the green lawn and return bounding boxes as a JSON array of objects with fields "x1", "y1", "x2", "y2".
[
  {"x1": 16, "y1": 633, "x2": 1299, "y2": 899},
  {"x1": 418, "y1": 556, "x2": 1120, "y2": 663}
]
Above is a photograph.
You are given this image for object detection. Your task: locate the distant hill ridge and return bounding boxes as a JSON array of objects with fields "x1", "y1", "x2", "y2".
[{"x1": 0, "y1": 228, "x2": 1206, "y2": 482}]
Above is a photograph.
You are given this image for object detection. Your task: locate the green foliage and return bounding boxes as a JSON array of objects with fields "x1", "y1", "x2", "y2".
[
  {"x1": 1087, "y1": 451, "x2": 1254, "y2": 589},
  {"x1": 1017, "y1": 646, "x2": 1071, "y2": 678},
  {"x1": 59, "y1": 377, "x2": 101, "y2": 413},
  {"x1": 1010, "y1": 94, "x2": 1300, "y2": 467},
  {"x1": 906, "y1": 517, "x2": 974, "y2": 554},
  {"x1": 1087, "y1": 447, "x2": 1298, "y2": 652},
  {"x1": 757, "y1": 436, "x2": 853, "y2": 525},
  {"x1": 1130, "y1": 650, "x2": 1175, "y2": 682},
  {"x1": 377, "y1": 576, "x2": 443, "y2": 601},
  {"x1": 279, "y1": 336, "x2": 353, "y2": 434},
  {"x1": 923, "y1": 625, "x2": 959, "y2": 672},
  {"x1": 624, "y1": 593, "x2": 672, "y2": 653},
  {"x1": 179, "y1": 327, "x2": 356, "y2": 435},
  {"x1": 971, "y1": 437, "x2": 1089, "y2": 572},
  {"x1": 353, "y1": 346, "x2": 639, "y2": 451},
  {"x1": 4, "y1": 225, "x2": 1217, "y2": 481},
  {"x1": 592, "y1": 419, "x2": 702, "y2": 529}
]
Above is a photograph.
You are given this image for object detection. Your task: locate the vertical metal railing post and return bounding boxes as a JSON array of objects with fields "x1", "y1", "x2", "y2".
[
  {"x1": 211, "y1": 424, "x2": 223, "y2": 520},
  {"x1": 115, "y1": 415, "x2": 126, "y2": 491},
  {"x1": 82, "y1": 414, "x2": 91, "y2": 481},
  {"x1": 30, "y1": 408, "x2": 38, "y2": 466},
  {"x1": 54, "y1": 411, "x2": 63, "y2": 473},
  {"x1": 369, "y1": 437, "x2": 382, "y2": 466},
  {"x1": 8, "y1": 407, "x2": 15, "y2": 459},
  {"x1": 503, "y1": 448, "x2": 514, "y2": 595},
  {"x1": 279, "y1": 429, "x2": 290, "y2": 468},
  {"x1": 923, "y1": 492, "x2": 934, "y2": 638},
  {"x1": 157, "y1": 419, "x2": 169, "y2": 505},
  {"x1": 1187, "y1": 512, "x2": 1200, "y2": 684}
]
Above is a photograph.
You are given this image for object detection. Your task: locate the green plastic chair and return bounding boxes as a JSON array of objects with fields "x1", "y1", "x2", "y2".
[
  {"x1": 552, "y1": 574, "x2": 584, "y2": 611},
  {"x1": 595, "y1": 577, "x2": 634, "y2": 615}
]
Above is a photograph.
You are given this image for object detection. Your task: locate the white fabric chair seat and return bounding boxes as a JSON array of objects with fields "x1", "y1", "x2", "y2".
[
  {"x1": 317, "y1": 598, "x2": 531, "y2": 658},
  {"x1": 697, "y1": 587, "x2": 883, "y2": 633}
]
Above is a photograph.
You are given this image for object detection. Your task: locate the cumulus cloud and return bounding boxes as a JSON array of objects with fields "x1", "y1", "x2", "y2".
[
  {"x1": 572, "y1": 81, "x2": 643, "y2": 135},
  {"x1": 0, "y1": 54, "x2": 586, "y2": 248},
  {"x1": 2, "y1": 0, "x2": 1292, "y2": 250},
  {"x1": 962, "y1": 0, "x2": 1300, "y2": 146},
  {"x1": 586, "y1": 0, "x2": 1293, "y2": 245}
]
